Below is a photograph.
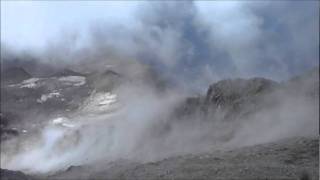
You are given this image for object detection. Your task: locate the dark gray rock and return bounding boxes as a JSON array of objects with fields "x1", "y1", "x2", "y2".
[
  {"x1": 1, "y1": 67, "x2": 32, "y2": 84},
  {"x1": 173, "y1": 77, "x2": 279, "y2": 122},
  {"x1": 52, "y1": 69, "x2": 85, "y2": 77},
  {"x1": 205, "y1": 77, "x2": 278, "y2": 106},
  {"x1": 0, "y1": 169, "x2": 34, "y2": 180},
  {"x1": 87, "y1": 69, "x2": 122, "y2": 92}
]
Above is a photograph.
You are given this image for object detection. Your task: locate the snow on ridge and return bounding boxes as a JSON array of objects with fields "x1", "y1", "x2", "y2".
[
  {"x1": 58, "y1": 76, "x2": 86, "y2": 86},
  {"x1": 8, "y1": 76, "x2": 86, "y2": 89},
  {"x1": 7, "y1": 78, "x2": 41, "y2": 88},
  {"x1": 20, "y1": 78, "x2": 41, "y2": 88}
]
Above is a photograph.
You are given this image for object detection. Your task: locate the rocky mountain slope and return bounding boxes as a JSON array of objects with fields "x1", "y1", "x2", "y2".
[
  {"x1": 1, "y1": 68, "x2": 92, "y2": 140},
  {"x1": 1, "y1": 67, "x2": 32, "y2": 84},
  {"x1": 0, "y1": 67, "x2": 126, "y2": 140},
  {"x1": 0, "y1": 66, "x2": 318, "y2": 179},
  {"x1": 1, "y1": 136, "x2": 318, "y2": 180}
]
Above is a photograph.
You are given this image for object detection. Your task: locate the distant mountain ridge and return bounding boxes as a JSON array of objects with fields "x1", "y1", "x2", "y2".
[{"x1": 1, "y1": 67, "x2": 32, "y2": 84}]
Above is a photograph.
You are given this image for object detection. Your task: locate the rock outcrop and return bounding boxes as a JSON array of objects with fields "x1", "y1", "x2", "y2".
[
  {"x1": 0, "y1": 169, "x2": 34, "y2": 180},
  {"x1": 1, "y1": 67, "x2": 32, "y2": 84}
]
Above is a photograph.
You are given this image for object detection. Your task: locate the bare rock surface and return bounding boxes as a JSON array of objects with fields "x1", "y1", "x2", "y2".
[
  {"x1": 46, "y1": 136, "x2": 318, "y2": 180},
  {"x1": 0, "y1": 168, "x2": 34, "y2": 180}
]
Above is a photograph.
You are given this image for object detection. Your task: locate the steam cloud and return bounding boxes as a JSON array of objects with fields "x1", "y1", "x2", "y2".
[
  {"x1": 2, "y1": 1, "x2": 318, "y2": 89},
  {"x1": 1, "y1": 1, "x2": 319, "y2": 174}
]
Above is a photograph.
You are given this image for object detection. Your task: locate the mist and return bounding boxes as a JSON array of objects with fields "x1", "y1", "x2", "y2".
[
  {"x1": 0, "y1": 0, "x2": 319, "y2": 175},
  {"x1": 2, "y1": 1, "x2": 318, "y2": 87}
]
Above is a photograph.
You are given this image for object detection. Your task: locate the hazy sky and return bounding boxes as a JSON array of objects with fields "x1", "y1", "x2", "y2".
[
  {"x1": 1, "y1": 1, "x2": 319, "y2": 84},
  {"x1": 1, "y1": 1, "x2": 140, "y2": 50},
  {"x1": 0, "y1": 1, "x2": 267, "y2": 50}
]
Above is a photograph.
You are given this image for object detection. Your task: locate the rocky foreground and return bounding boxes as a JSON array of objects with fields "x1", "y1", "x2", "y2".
[{"x1": 1, "y1": 136, "x2": 318, "y2": 180}]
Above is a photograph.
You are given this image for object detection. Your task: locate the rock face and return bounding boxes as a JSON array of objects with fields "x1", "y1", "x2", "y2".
[
  {"x1": 176, "y1": 68, "x2": 318, "y2": 121},
  {"x1": 173, "y1": 78, "x2": 280, "y2": 127},
  {"x1": 205, "y1": 77, "x2": 278, "y2": 109},
  {"x1": 87, "y1": 69, "x2": 122, "y2": 92},
  {"x1": 166, "y1": 67, "x2": 319, "y2": 154}
]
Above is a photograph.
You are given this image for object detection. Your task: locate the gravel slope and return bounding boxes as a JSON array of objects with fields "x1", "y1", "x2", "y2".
[{"x1": 46, "y1": 136, "x2": 318, "y2": 180}]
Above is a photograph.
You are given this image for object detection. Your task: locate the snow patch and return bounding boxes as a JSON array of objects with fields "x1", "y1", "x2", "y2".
[
  {"x1": 37, "y1": 92, "x2": 61, "y2": 103},
  {"x1": 52, "y1": 117, "x2": 75, "y2": 128},
  {"x1": 58, "y1": 76, "x2": 86, "y2": 86},
  {"x1": 61, "y1": 123, "x2": 75, "y2": 128},
  {"x1": 20, "y1": 78, "x2": 40, "y2": 88},
  {"x1": 8, "y1": 78, "x2": 41, "y2": 88},
  {"x1": 97, "y1": 93, "x2": 117, "y2": 106},
  {"x1": 52, "y1": 117, "x2": 65, "y2": 125},
  {"x1": 81, "y1": 92, "x2": 119, "y2": 113}
]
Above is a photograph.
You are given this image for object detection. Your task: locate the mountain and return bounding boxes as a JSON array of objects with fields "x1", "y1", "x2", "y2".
[
  {"x1": 86, "y1": 69, "x2": 122, "y2": 92},
  {"x1": 285, "y1": 67, "x2": 319, "y2": 98},
  {"x1": 174, "y1": 77, "x2": 279, "y2": 119},
  {"x1": 52, "y1": 68, "x2": 85, "y2": 77},
  {"x1": 0, "y1": 69, "x2": 92, "y2": 140},
  {"x1": 0, "y1": 66, "x2": 318, "y2": 179},
  {"x1": 175, "y1": 68, "x2": 318, "y2": 121},
  {"x1": 1, "y1": 67, "x2": 32, "y2": 84},
  {"x1": 0, "y1": 169, "x2": 34, "y2": 180}
]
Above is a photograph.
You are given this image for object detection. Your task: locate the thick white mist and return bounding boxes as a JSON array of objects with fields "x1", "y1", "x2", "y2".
[
  {"x1": 2, "y1": 75, "x2": 318, "y2": 175},
  {"x1": 0, "y1": 83, "x2": 184, "y2": 174}
]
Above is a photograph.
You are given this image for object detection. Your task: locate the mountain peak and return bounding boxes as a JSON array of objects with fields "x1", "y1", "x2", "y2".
[{"x1": 52, "y1": 68, "x2": 85, "y2": 77}]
